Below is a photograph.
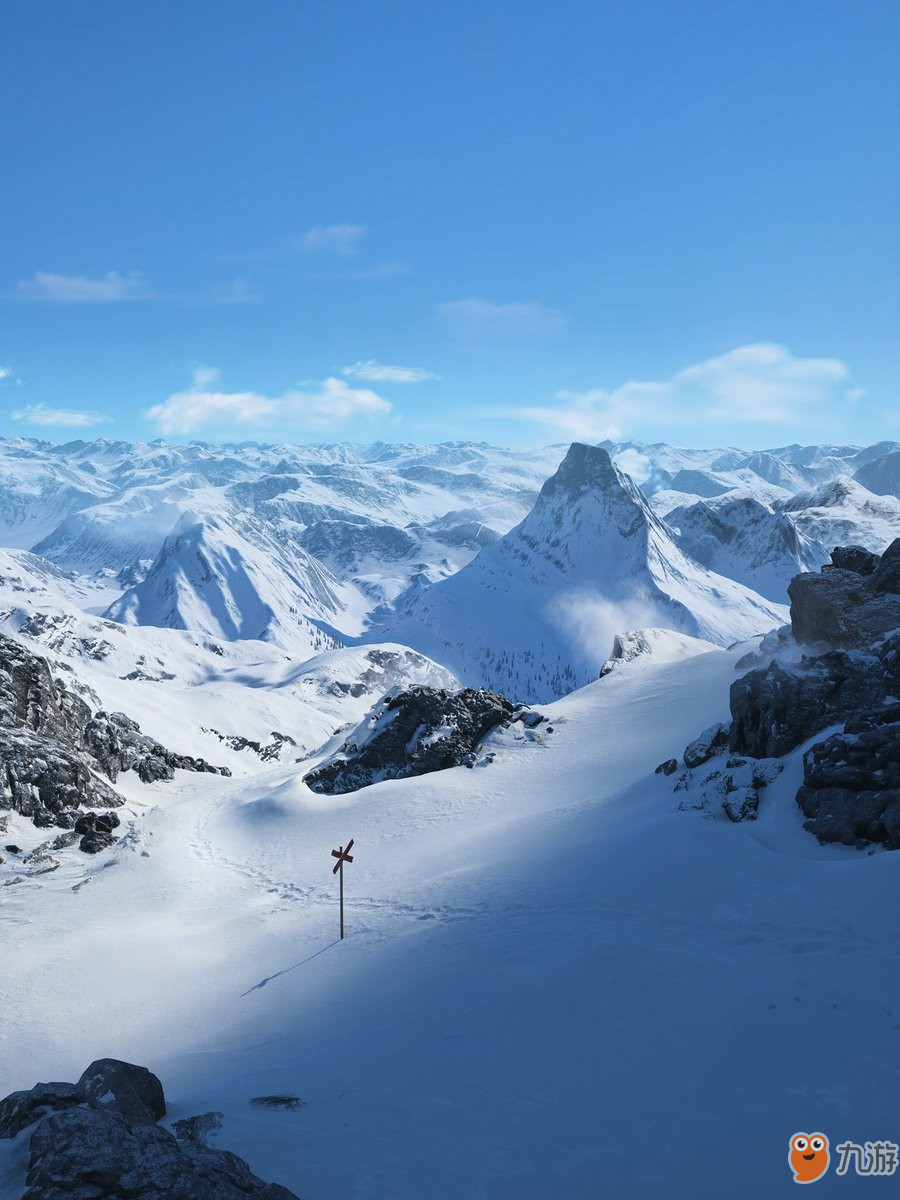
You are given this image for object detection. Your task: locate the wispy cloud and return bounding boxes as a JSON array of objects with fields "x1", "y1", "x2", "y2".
[
  {"x1": 292, "y1": 224, "x2": 366, "y2": 255},
  {"x1": 15, "y1": 270, "x2": 153, "y2": 303},
  {"x1": 508, "y1": 343, "x2": 854, "y2": 441},
  {"x1": 145, "y1": 368, "x2": 391, "y2": 435},
  {"x1": 184, "y1": 279, "x2": 263, "y2": 306},
  {"x1": 437, "y1": 297, "x2": 567, "y2": 345},
  {"x1": 304, "y1": 259, "x2": 410, "y2": 281},
  {"x1": 341, "y1": 359, "x2": 439, "y2": 384},
  {"x1": 11, "y1": 403, "x2": 108, "y2": 428}
]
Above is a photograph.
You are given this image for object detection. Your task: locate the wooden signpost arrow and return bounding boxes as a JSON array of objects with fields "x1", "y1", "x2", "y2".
[{"x1": 331, "y1": 839, "x2": 354, "y2": 940}]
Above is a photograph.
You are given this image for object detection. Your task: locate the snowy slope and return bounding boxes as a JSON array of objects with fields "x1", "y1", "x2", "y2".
[
  {"x1": 2, "y1": 642, "x2": 897, "y2": 1200},
  {"x1": 379, "y1": 444, "x2": 788, "y2": 701},
  {"x1": 778, "y1": 475, "x2": 900, "y2": 556},
  {"x1": 103, "y1": 512, "x2": 365, "y2": 653},
  {"x1": 665, "y1": 495, "x2": 826, "y2": 600}
]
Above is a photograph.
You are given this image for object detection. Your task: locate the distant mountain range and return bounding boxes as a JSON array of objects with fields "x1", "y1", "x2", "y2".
[{"x1": 1, "y1": 434, "x2": 898, "y2": 704}]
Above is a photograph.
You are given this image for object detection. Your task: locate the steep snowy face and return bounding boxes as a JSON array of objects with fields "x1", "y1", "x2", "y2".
[
  {"x1": 853, "y1": 448, "x2": 900, "y2": 499},
  {"x1": 103, "y1": 513, "x2": 353, "y2": 656},
  {"x1": 378, "y1": 444, "x2": 787, "y2": 703},
  {"x1": 665, "y1": 496, "x2": 825, "y2": 601},
  {"x1": 778, "y1": 475, "x2": 900, "y2": 556}
]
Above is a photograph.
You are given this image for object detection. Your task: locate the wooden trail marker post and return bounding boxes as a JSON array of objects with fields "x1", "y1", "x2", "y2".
[{"x1": 331, "y1": 839, "x2": 354, "y2": 939}]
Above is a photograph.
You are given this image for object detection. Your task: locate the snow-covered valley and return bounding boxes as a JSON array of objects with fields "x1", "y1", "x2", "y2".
[{"x1": 1, "y1": 435, "x2": 899, "y2": 1198}]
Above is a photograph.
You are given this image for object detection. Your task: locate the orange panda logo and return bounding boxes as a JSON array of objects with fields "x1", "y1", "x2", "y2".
[{"x1": 789, "y1": 1132, "x2": 830, "y2": 1183}]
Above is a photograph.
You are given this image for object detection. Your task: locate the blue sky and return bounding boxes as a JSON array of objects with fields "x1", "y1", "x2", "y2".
[{"x1": 1, "y1": 0, "x2": 898, "y2": 450}]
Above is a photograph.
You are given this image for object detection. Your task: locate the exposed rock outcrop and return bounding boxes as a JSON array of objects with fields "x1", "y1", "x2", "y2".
[
  {"x1": 0, "y1": 1059, "x2": 300, "y2": 1200},
  {"x1": 304, "y1": 685, "x2": 519, "y2": 794},
  {"x1": 0, "y1": 632, "x2": 229, "y2": 847},
  {"x1": 674, "y1": 540, "x2": 900, "y2": 847}
]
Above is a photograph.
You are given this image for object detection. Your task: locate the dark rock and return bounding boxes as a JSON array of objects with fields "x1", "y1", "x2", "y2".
[
  {"x1": 655, "y1": 758, "x2": 678, "y2": 776},
  {"x1": 722, "y1": 786, "x2": 760, "y2": 822},
  {"x1": 304, "y1": 685, "x2": 516, "y2": 795},
  {"x1": 249, "y1": 1095, "x2": 306, "y2": 1111},
  {"x1": 873, "y1": 537, "x2": 900, "y2": 593},
  {"x1": 788, "y1": 561, "x2": 900, "y2": 648},
  {"x1": 796, "y1": 715, "x2": 900, "y2": 848},
  {"x1": 24, "y1": 1104, "x2": 300, "y2": 1200},
  {"x1": 0, "y1": 1082, "x2": 86, "y2": 1139},
  {"x1": 78, "y1": 830, "x2": 118, "y2": 854},
  {"x1": 0, "y1": 635, "x2": 229, "y2": 840},
  {"x1": 4, "y1": 843, "x2": 21, "y2": 854},
  {"x1": 683, "y1": 722, "x2": 730, "y2": 768},
  {"x1": 827, "y1": 544, "x2": 879, "y2": 575},
  {"x1": 77, "y1": 1058, "x2": 167, "y2": 1124},
  {"x1": 172, "y1": 1111, "x2": 224, "y2": 1144},
  {"x1": 729, "y1": 652, "x2": 886, "y2": 758}
]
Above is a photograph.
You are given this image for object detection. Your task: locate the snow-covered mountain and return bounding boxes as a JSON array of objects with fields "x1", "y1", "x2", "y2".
[
  {"x1": 778, "y1": 474, "x2": 900, "y2": 554},
  {"x1": 3, "y1": 433, "x2": 900, "y2": 1199},
  {"x1": 663, "y1": 495, "x2": 825, "y2": 600},
  {"x1": 377, "y1": 444, "x2": 789, "y2": 701},
  {"x1": 104, "y1": 512, "x2": 358, "y2": 656},
  {"x1": 1, "y1": 434, "x2": 898, "y2": 704}
]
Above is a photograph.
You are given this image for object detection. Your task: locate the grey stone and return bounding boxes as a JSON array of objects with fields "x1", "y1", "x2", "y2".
[
  {"x1": 729, "y1": 651, "x2": 886, "y2": 758},
  {"x1": 304, "y1": 685, "x2": 516, "y2": 795},
  {"x1": 24, "y1": 1105, "x2": 300, "y2": 1200},
  {"x1": 873, "y1": 537, "x2": 900, "y2": 593},
  {"x1": 655, "y1": 758, "x2": 678, "y2": 776},
  {"x1": 683, "y1": 722, "x2": 730, "y2": 768},
  {"x1": 796, "y1": 715, "x2": 900, "y2": 849},
  {"x1": 0, "y1": 1082, "x2": 86, "y2": 1139},
  {"x1": 249, "y1": 1095, "x2": 306, "y2": 1111},
  {"x1": 722, "y1": 786, "x2": 760, "y2": 822},
  {"x1": 172, "y1": 1111, "x2": 224, "y2": 1145},
  {"x1": 827, "y1": 544, "x2": 879, "y2": 575},
  {"x1": 77, "y1": 1058, "x2": 166, "y2": 1124}
]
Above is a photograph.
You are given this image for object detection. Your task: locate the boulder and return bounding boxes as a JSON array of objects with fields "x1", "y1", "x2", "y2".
[
  {"x1": 788, "y1": 569, "x2": 900, "y2": 649},
  {"x1": 77, "y1": 1058, "x2": 166, "y2": 1124},
  {"x1": 827, "y1": 544, "x2": 879, "y2": 575},
  {"x1": 722, "y1": 786, "x2": 760, "y2": 823},
  {"x1": 682, "y1": 722, "x2": 730, "y2": 768},
  {"x1": 172, "y1": 1111, "x2": 224, "y2": 1145},
  {"x1": 0, "y1": 1082, "x2": 86, "y2": 1139},
  {"x1": 304, "y1": 685, "x2": 516, "y2": 795},
  {"x1": 24, "y1": 1105, "x2": 299, "y2": 1200},
  {"x1": 873, "y1": 537, "x2": 900, "y2": 593}
]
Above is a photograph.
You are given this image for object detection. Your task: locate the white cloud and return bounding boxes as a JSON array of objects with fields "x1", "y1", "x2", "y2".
[
  {"x1": 200, "y1": 279, "x2": 262, "y2": 305},
  {"x1": 341, "y1": 359, "x2": 438, "y2": 384},
  {"x1": 437, "y1": 297, "x2": 567, "y2": 343},
  {"x1": 510, "y1": 343, "x2": 854, "y2": 441},
  {"x1": 15, "y1": 270, "x2": 153, "y2": 303},
  {"x1": 293, "y1": 224, "x2": 366, "y2": 255},
  {"x1": 11, "y1": 403, "x2": 107, "y2": 428},
  {"x1": 145, "y1": 372, "x2": 390, "y2": 435}
]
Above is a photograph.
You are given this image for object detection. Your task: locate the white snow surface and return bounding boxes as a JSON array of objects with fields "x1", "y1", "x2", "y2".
[{"x1": 2, "y1": 643, "x2": 898, "y2": 1199}]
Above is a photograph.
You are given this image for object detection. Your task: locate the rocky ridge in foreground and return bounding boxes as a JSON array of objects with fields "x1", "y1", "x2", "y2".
[
  {"x1": 670, "y1": 539, "x2": 900, "y2": 849},
  {"x1": 0, "y1": 1059, "x2": 300, "y2": 1200}
]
